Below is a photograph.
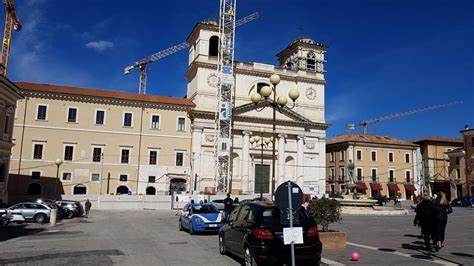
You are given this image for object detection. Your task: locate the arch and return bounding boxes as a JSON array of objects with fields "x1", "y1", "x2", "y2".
[
  {"x1": 247, "y1": 80, "x2": 271, "y2": 96},
  {"x1": 27, "y1": 183, "x2": 41, "y2": 195},
  {"x1": 169, "y1": 178, "x2": 187, "y2": 193},
  {"x1": 231, "y1": 152, "x2": 240, "y2": 179},
  {"x1": 73, "y1": 184, "x2": 87, "y2": 195},
  {"x1": 116, "y1": 185, "x2": 129, "y2": 195},
  {"x1": 285, "y1": 156, "x2": 295, "y2": 180},
  {"x1": 306, "y1": 52, "x2": 316, "y2": 71},
  {"x1": 208, "y1": 36, "x2": 219, "y2": 57},
  {"x1": 146, "y1": 186, "x2": 156, "y2": 195}
]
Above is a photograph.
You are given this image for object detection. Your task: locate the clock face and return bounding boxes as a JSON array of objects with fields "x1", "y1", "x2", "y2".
[
  {"x1": 305, "y1": 87, "x2": 317, "y2": 100},
  {"x1": 207, "y1": 73, "x2": 219, "y2": 88}
]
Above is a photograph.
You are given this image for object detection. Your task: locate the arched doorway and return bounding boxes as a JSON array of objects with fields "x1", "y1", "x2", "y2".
[
  {"x1": 27, "y1": 183, "x2": 41, "y2": 195},
  {"x1": 116, "y1": 185, "x2": 129, "y2": 195},
  {"x1": 169, "y1": 178, "x2": 186, "y2": 194},
  {"x1": 73, "y1": 184, "x2": 87, "y2": 195},
  {"x1": 146, "y1": 186, "x2": 156, "y2": 195},
  {"x1": 208, "y1": 36, "x2": 219, "y2": 56}
]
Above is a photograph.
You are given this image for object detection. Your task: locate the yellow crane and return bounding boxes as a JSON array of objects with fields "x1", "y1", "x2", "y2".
[{"x1": 0, "y1": 0, "x2": 21, "y2": 77}]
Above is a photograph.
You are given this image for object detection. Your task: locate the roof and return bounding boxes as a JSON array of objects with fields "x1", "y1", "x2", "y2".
[
  {"x1": 327, "y1": 134, "x2": 418, "y2": 147},
  {"x1": 15, "y1": 82, "x2": 195, "y2": 107},
  {"x1": 411, "y1": 136, "x2": 463, "y2": 144}
]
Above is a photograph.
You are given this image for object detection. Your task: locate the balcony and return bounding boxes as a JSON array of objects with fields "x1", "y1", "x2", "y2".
[
  {"x1": 370, "y1": 177, "x2": 380, "y2": 183},
  {"x1": 338, "y1": 176, "x2": 346, "y2": 182},
  {"x1": 356, "y1": 176, "x2": 364, "y2": 182},
  {"x1": 327, "y1": 176, "x2": 336, "y2": 183}
]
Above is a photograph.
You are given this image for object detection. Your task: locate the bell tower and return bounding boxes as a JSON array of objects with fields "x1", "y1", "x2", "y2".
[
  {"x1": 276, "y1": 36, "x2": 327, "y2": 74},
  {"x1": 186, "y1": 19, "x2": 220, "y2": 66}
]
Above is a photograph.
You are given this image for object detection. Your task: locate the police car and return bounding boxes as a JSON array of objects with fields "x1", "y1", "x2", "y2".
[{"x1": 178, "y1": 201, "x2": 224, "y2": 234}]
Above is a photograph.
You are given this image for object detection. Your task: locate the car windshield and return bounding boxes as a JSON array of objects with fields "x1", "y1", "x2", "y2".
[{"x1": 192, "y1": 204, "x2": 219, "y2": 214}]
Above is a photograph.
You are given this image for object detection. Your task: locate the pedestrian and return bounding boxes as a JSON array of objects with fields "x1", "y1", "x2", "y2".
[
  {"x1": 414, "y1": 194, "x2": 437, "y2": 251},
  {"x1": 223, "y1": 193, "x2": 233, "y2": 218},
  {"x1": 85, "y1": 199, "x2": 92, "y2": 218},
  {"x1": 233, "y1": 197, "x2": 239, "y2": 205},
  {"x1": 434, "y1": 192, "x2": 452, "y2": 250}
]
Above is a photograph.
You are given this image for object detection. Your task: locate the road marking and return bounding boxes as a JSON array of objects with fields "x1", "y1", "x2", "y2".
[
  {"x1": 321, "y1": 257, "x2": 345, "y2": 265},
  {"x1": 347, "y1": 241, "x2": 458, "y2": 266}
]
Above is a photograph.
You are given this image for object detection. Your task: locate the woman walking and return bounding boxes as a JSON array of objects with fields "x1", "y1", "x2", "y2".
[
  {"x1": 414, "y1": 195, "x2": 437, "y2": 251},
  {"x1": 434, "y1": 192, "x2": 452, "y2": 250}
]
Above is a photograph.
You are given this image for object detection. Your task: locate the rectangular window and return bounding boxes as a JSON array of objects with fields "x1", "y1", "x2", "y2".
[
  {"x1": 151, "y1": 115, "x2": 160, "y2": 129},
  {"x1": 456, "y1": 169, "x2": 461, "y2": 179},
  {"x1": 175, "y1": 152, "x2": 184, "y2": 166},
  {"x1": 33, "y1": 144, "x2": 43, "y2": 159},
  {"x1": 64, "y1": 145, "x2": 74, "y2": 161},
  {"x1": 371, "y1": 169, "x2": 377, "y2": 182},
  {"x1": 177, "y1": 117, "x2": 186, "y2": 131},
  {"x1": 388, "y1": 152, "x2": 394, "y2": 163},
  {"x1": 67, "y1": 108, "x2": 77, "y2": 123},
  {"x1": 4, "y1": 115, "x2": 9, "y2": 135},
  {"x1": 91, "y1": 173, "x2": 100, "y2": 182},
  {"x1": 149, "y1": 150, "x2": 157, "y2": 165},
  {"x1": 371, "y1": 151, "x2": 377, "y2": 161},
  {"x1": 95, "y1": 110, "x2": 105, "y2": 125},
  {"x1": 406, "y1": 171, "x2": 411, "y2": 183},
  {"x1": 356, "y1": 150, "x2": 362, "y2": 160},
  {"x1": 62, "y1": 172, "x2": 72, "y2": 181},
  {"x1": 471, "y1": 137, "x2": 474, "y2": 147},
  {"x1": 119, "y1": 174, "x2": 128, "y2": 182},
  {"x1": 123, "y1": 112, "x2": 133, "y2": 127},
  {"x1": 405, "y1": 153, "x2": 410, "y2": 163},
  {"x1": 356, "y1": 168, "x2": 362, "y2": 180},
  {"x1": 37, "y1": 105, "x2": 47, "y2": 120},
  {"x1": 340, "y1": 167, "x2": 345, "y2": 179},
  {"x1": 148, "y1": 176, "x2": 156, "y2": 183},
  {"x1": 389, "y1": 170, "x2": 395, "y2": 183},
  {"x1": 330, "y1": 152, "x2": 335, "y2": 162},
  {"x1": 330, "y1": 168, "x2": 335, "y2": 179},
  {"x1": 92, "y1": 147, "x2": 102, "y2": 162},
  {"x1": 31, "y1": 171, "x2": 41, "y2": 179},
  {"x1": 340, "y1": 150, "x2": 345, "y2": 161},
  {"x1": 121, "y1": 149, "x2": 130, "y2": 164}
]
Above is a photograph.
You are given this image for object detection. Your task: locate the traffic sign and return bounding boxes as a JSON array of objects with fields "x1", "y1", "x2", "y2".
[{"x1": 274, "y1": 181, "x2": 303, "y2": 213}]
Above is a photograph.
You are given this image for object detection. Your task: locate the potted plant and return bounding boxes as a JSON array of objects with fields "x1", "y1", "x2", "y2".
[{"x1": 307, "y1": 198, "x2": 346, "y2": 250}]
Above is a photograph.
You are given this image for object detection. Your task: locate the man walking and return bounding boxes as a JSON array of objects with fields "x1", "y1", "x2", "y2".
[
  {"x1": 223, "y1": 193, "x2": 233, "y2": 218},
  {"x1": 414, "y1": 195, "x2": 437, "y2": 251},
  {"x1": 85, "y1": 199, "x2": 92, "y2": 218}
]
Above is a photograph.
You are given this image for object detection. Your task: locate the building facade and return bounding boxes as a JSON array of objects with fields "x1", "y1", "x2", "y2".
[
  {"x1": 326, "y1": 134, "x2": 419, "y2": 200},
  {"x1": 446, "y1": 148, "x2": 467, "y2": 199},
  {"x1": 186, "y1": 21, "x2": 329, "y2": 197},
  {"x1": 8, "y1": 83, "x2": 194, "y2": 202},
  {"x1": 0, "y1": 76, "x2": 23, "y2": 204},
  {"x1": 460, "y1": 126, "x2": 474, "y2": 196},
  {"x1": 412, "y1": 137, "x2": 463, "y2": 199}
]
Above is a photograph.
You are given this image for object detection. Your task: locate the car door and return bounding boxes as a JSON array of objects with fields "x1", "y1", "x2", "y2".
[
  {"x1": 22, "y1": 203, "x2": 37, "y2": 219},
  {"x1": 181, "y1": 204, "x2": 190, "y2": 229},
  {"x1": 9, "y1": 203, "x2": 24, "y2": 216},
  {"x1": 225, "y1": 205, "x2": 242, "y2": 253},
  {"x1": 232, "y1": 205, "x2": 252, "y2": 256}
]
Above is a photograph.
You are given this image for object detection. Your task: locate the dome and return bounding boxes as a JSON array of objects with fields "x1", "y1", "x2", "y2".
[
  {"x1": 202, "y1": 18, "x2": 219, "y2": 26},
  {"x1": 292, "y1": 36, "x2": 316, "y2": 45}
]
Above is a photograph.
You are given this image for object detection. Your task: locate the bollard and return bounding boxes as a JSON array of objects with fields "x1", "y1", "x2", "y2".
[{"x1": 49, "y1": 208, "x2": 57, "y2": 226}]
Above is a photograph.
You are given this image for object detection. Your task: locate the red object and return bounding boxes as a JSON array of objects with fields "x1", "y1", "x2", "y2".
[
  {"x1": 252, "y1": 229, "x2": 273, "y2": 239},
  {"x1": 370, "y1": 183, "x2": 383, "y2": 190},
  {"x1": 388, "y1": 183, "x2": 400, "y2": 191},
  {"x1": 404, "y1": 184, "x2": 417, "y2": 191},
  {"x1": 306, "y1": 226, "x2": 319, "y2": 238},
  {"x1": 355, "y1": 183, "x2": 368, "y2": 190}
]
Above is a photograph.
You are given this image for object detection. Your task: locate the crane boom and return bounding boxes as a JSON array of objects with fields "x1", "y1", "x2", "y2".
[
  {"x1": 0, "y1": 0, "x2": 21, "y2": 77},
  {"x1": 123, "y1": 12, "x2": 259, "y2": 94}
]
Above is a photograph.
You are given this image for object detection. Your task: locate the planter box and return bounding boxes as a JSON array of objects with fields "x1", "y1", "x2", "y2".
[{"x1": 319, "y1": 231, "x2": 346, "y2": 250}]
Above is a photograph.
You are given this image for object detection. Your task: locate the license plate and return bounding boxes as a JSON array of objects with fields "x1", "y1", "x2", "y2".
[{"x1": 209, "y1": 224, "x2": 217, "y2": 227}]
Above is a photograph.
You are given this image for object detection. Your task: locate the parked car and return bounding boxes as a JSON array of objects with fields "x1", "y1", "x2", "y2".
[
  {"x1": 211, "y1": 200, "x2": 225, "y2": 211},
  {"x1": 179, "y1": 202, "x2": 224, "y2": 234},
  {"x1": 451, "y1": 196, "x2": 473, "y2": 207},
  {"x1": 2, "y1": 202, "x2": 52, "y2": 223},
  {"x1": 56, "y1": 200, "x2": 84, "y2": 218},
  {"x1": 26, "y1": 198, "x2": 67, "y2": 220},
  {"x1": 218, "y1": 200, "x2": 322, "y2": 266}
]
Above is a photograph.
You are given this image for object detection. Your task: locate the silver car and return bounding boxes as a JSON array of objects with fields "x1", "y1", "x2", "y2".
[{"x1": 5, "y1": 202, "x2": 52, "y2": 223}]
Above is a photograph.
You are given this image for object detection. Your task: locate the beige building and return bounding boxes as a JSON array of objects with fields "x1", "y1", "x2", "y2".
[
  {"x1": 446, "y1": 148, "x2": 467, "y2": 199},
  {"x1": 0, "y1": 76, "x2": 23, "y2": 204},
  {"x1": 326, "y1": 134, "x2": 419, "y2": 200},
  {"x1": 8, "y1": 82, "x2": 194, "y2": 202},
  {"x1": 412, "y1": 137, "x2": 463, "y2": 199}
]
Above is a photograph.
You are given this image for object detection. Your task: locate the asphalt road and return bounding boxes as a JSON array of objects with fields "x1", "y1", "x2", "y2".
[{"x1": 0, "y1": 207, "x2": 472, "y2": 265}]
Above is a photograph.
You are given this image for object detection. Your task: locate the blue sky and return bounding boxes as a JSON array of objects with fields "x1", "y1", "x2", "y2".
[{"x1": 6, "y1": 0, "x2": 473, "y2": 140}]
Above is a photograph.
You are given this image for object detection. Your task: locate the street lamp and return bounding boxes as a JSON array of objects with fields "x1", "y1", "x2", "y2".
[
  {"x1": 249, "y1": 128, "x2": 272, "y2": 199},
  {"x1": 250, "y1": 74, "x2": 300, "y2": 197},
  {"x1": 54, "y1": 158, "x2": 63, "y2": 199}
]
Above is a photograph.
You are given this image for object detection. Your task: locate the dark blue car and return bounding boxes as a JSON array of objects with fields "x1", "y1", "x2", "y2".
[{"x1": 179, "y1": 203, "x2": 224, "y2": 234}]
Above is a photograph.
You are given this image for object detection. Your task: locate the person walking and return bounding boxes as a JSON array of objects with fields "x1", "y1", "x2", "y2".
[
  {"x1": 434, "y1": 192, "x2": 452, "y2": 250},
  {"x1": 223, "y1": 193, "x2": 233, "y2": 218},
  {"x1": 414, "y1": 195, "x2": 437, "y2": 251},
  {"x1": 85, "y1": 199, "x2": 92, "y2": 218}
]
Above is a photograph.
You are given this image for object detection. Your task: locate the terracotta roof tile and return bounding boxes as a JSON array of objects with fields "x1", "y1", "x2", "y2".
[
  {"x1": 411, "y1": 136, "x2": 463, "y2": 144},
  {"x1": 15, "y1": 82, "x2": 195, "y2": 107},
  {"x1": 327, "y1": 134, "x2": 418, "y2": 147}
]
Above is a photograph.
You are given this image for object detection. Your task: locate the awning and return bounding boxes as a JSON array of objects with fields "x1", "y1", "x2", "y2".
[
  {"x1": 404, "y1": 184, "x2": 417, "y2": 191},
  {"x1": 387, "y1": 183, "x2": 400, "y2": 191},
  {"x1": 370, "y1": 183, "x2": 383, "y2": 191},
  {"x1": 355, "y1": 183, "x2": 368, "y2": 190}
]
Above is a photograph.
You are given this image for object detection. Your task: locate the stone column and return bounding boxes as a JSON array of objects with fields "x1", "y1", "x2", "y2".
[
  {"x1": 191, "y1": 126, "x2": 203, "y2": 193},
  {"x1": 277, "y1": 134, "x2": 287, "y2": 186},
  {"x1": 296, "y1": 135, "x2": 305, "y2": 189},
  {"x1": 241, "y1": 131, "x2": 251, "y2": 193}
]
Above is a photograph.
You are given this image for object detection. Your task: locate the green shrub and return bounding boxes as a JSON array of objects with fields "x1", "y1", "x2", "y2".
[{"x1": 307, "y1": 198, "x2": 342, "y2": 232}]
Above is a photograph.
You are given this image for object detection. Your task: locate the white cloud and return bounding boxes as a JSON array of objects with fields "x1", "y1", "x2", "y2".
[{"x1": 85, "y1": 40, "x2": 114, "y2": 52}]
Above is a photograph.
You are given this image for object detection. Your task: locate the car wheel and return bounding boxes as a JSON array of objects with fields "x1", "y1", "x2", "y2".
[
  {"x1": 189, "y1": 223, "x2": 194, "y2": 235},
  {"x1": 219, "y1": 234, "x2": 226, "y2": 255},
  {"x1": 34, "y1": 213, "x2": 46, "y2": 223},
  {"x1": 244, "y1": 247, "x2": 257, "y2": 266},
  {"x1": 65, "y1": 210, "x2": 74, "y2": 219}
]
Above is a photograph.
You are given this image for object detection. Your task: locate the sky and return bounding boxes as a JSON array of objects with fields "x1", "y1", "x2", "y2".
[{"x1": 6, "y1": 0, "x2": 474, "y2": 141}]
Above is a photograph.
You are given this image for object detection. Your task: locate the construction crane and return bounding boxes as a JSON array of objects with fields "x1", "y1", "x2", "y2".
[
  {"x1": 215, "y1": 0, "x2": 236, "y2": 193},
  {"x1": 123, "y1": 11, "x2": 259, "y2": 94},
  {"x1": 347, "y1": 101, "x2": 463, "y2": 134},
  {"x1": 0, "y1": 0, "x2": 21, "y2": 77}
]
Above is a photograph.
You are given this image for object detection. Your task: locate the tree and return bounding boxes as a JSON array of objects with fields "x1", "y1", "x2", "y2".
[{"x1": 307, "y1": 198, "x2": 342, "y2": 232}]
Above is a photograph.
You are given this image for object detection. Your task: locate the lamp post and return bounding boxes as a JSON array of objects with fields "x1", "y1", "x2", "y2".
[
  {"x1": 249, "y1": 128, "x2": 272, "y2": 199},
  {"x1": 251, "y1": 74, "x2": 300, "y2": 197},
  {"x1": 54, "y1": 158, "x2": 63, "y2": 199}
]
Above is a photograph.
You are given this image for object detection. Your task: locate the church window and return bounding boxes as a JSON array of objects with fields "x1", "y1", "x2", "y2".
[
  {"x1": 209, "y1": 36, "x2": 219, "y2": 57},
  {"x1": 306, "y1": 52, "x2": 316, "y2": 71}
]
